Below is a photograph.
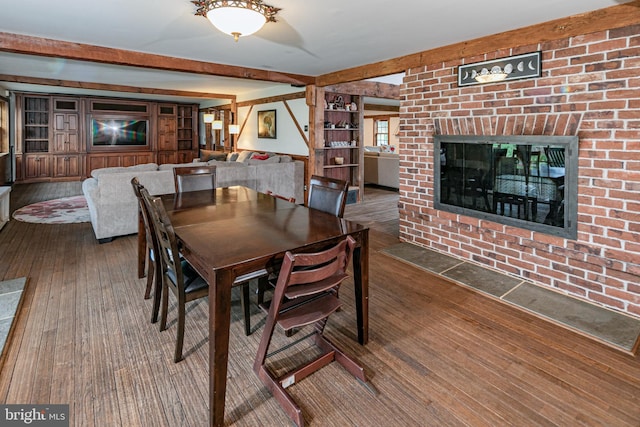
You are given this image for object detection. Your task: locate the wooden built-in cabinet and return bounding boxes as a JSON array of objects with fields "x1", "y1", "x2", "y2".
[
  {"x1": 317, "y1": 93, "x2": 364, "y2": 200},
  {"x1": 15, "y1": 93, "x2": 199, "y2": 182}
]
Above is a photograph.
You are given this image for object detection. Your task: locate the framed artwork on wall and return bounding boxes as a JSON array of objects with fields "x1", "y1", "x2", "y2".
[{"x1": 258, "y1": 109, "x2": 277, "y2": 139}]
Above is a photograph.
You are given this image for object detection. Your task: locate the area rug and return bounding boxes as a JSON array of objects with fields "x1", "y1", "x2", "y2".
[{"x1": 12, "y1": 196, "x2": 90, "y2": 224}]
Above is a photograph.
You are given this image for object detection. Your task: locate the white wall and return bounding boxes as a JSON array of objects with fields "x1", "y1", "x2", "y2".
[{"x1": 236, "y1": 97, "x2": 309, "y2": 156}]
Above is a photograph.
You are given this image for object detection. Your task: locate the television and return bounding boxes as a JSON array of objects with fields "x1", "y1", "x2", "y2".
[{"x1": 91, "y1": 118, "x2": 148, "y2": 147}]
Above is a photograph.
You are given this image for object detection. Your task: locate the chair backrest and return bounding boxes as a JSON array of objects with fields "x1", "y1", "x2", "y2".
[
  {"x1": 544, "y1": 147, "x2": 565, "y2": 168},
  {"x1": 266, "y1": 190, "x2": 296, "y2": 203},
  {"x1": 131, "y1": 177, "x2": 158, "y2": 254},
  {"x1": 140, "y1": 186, "x2": 185, "y2": 288},
  {"x1": 270, "y1": 235, "x2": 356, "y2": 330},
  {"x1": 173, "y1": 165, "x2": 217, "y2": 193},
  {"x1": 307, "y1": 175, "x2": 349, "y2": 217}
]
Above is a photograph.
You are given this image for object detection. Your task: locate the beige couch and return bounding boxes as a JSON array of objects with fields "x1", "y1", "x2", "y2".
[
  {"x1": 82, "y1": 154, "x2": 304, "y2": 242},
  {"x1": 364, "y1": 149, "x2": 399, "y2": 189}
]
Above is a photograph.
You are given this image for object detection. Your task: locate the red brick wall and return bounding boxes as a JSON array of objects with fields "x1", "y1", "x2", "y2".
[{"x1": 399, "y1": 24, "x2": 640, "y2": 317}]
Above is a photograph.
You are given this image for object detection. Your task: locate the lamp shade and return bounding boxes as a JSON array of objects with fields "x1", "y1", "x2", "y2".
[
  {"x1": 212, "y1": 120, "x2": 223, "y2": 130},
  {"x1": 207, "y1": 5, "x2": 267, "y2": 40},
  {"x1": 229, "y1": 124, "x2": 240, "y2": 134},
  {"x1": 203, "y1": 113, "x2": 215, "y2": 123}
]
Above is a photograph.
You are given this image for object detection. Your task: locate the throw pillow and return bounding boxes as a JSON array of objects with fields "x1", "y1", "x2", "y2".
[
  {"x1": 227, "y1": 152, "x2": 239, "y2": 162},
  {"x1": 251, "y1": 153, "x2": 270, "y2": 160},
  {"x1": 236, "y1": 151, "x2": 254, "y2": 163},
  {"x1": 199, "y1": 149, "x2": 227, "y2": 162}
]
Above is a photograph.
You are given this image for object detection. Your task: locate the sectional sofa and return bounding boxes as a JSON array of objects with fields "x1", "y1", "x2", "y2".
[
  {"x1": 363, "y1": 146, "x2": 399, "y2": 189},
  {"x1": 82, "y1": 152, "x2": 304, "y2": 242}
]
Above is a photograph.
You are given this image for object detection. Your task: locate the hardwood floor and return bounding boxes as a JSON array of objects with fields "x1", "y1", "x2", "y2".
[{"x1": 1, "y1": 182, "x2": 639, "y2": 426}]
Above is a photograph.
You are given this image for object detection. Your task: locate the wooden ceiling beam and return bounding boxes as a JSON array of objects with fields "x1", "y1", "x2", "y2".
[
  {"x1": 0, "y1": 74, "x2": 236, "y2": 100},
  {"x1": 316, "y1": 1, "x2": 640, "y2": 86},
  {"x1": 326, "y1": 81, "x2": 400, "y2": 99},
  {"x1": 0, "y1": 32, "x2": 316, "y2": 87}
]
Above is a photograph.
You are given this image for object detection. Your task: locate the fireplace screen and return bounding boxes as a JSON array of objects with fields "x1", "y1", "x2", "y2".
[{"x1": 434, "y1": 135, "x2": 577, "y2": 239}]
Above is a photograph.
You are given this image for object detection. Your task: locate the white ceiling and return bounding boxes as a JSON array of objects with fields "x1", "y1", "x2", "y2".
[{"x1": 0, "y1": 0, "x2": 632, "y2": 105}]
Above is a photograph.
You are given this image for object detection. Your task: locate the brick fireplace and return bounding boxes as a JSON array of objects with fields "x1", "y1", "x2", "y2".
[{"x1": 399, "y1": 24, "x2": 640, "y2": 317}]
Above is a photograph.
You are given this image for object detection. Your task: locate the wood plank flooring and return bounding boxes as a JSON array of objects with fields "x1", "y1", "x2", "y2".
[{"x1": 0, "y1": 182, "x2": 639, "y2": 426}]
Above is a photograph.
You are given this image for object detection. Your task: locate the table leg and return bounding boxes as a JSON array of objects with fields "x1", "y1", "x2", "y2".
[
  {"x1": 352, "y1": 229, "x2": 369, "y2": 345},
  {"x1": 209, "y1": 269, "x2": 234, "y2": 427}
]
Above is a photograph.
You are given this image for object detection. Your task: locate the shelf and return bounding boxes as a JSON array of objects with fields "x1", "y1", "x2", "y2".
[
  {"x1": 324, "y1": 128, "x2": 358, "y2": 131},
  {"x1": 324, "y1": 164, "x2": 358, "y2": 169},
  {"x1": 321, "y1": 146, "x2": 359, "y2": 150},
  {"x1": 324, "y1": 109, "x2": 358, "y2": 113}
]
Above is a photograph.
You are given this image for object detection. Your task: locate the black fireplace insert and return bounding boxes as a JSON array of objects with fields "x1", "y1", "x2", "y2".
[{"x1": 434, "y1": 135, "x2": 577, "y2": 239}]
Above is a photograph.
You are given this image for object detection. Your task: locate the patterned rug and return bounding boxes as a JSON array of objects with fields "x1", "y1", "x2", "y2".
[{"x1": 12, "y1": 196, "x2": 90, "y2": 224}]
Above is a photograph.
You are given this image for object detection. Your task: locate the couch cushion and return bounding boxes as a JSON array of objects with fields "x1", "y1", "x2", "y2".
[
  {"x1": 91, "y1": 163, "x2": 158, "y2": 179},
  {"x1": 157, "y1": 161, "x2": 208, "y2": 170}
]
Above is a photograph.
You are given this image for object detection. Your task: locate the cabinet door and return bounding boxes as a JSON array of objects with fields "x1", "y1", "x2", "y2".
[
  {"x1": 157, "y1": 116, "x2": 177, "y2": 151},
  {"x1": 24, "y1": 155, "x2": 51, "y2": 179},
  {"x1": 52, "y1": 155, "x2": 82, "y2": 178},
  {"x1": 52, "y1": 112, "x2": 80, "y2": 152},
  {"x1": 176, "y1": 150, "x2": 197, "y2": 164},
  {"x1": 157, "y1": 151, "x2": 177, "y2": 165}
]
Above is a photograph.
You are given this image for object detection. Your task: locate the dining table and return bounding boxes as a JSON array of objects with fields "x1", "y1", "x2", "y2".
[{"x1": 154, "y1": 186, "x2": 370, "y2": 426}]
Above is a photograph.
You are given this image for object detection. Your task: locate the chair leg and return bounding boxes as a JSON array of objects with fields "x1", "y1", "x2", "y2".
[
  {"x1": 241, "y1": 282, "x2": 251, "y2": 336},
  {"x1": 151, "y1": 260, "x2": 162, "y2": 324},
  {"x1": 159, "y1": 277, "x2": 169, "y2": 331},
  {"x1": 144, "y1": 252, "x2": 153, "y2": 300},
  {"x1": 314, "y1": 333, "x2": 367, "y2": 383},
  {"x1": 256, "y1": 276, "x2": 268, "y2": 306},
  {"x1": 255, "y1": 366, "x2": 304, "y2": 427},
  {"x1": 174, "y1": 294, "x2": 186, "y2": 363}
]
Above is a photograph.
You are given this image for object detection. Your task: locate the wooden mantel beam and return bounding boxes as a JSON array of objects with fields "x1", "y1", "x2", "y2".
[
  {"x1": 0, "y1": 32, "x2": 316, "y2": 87},
  {"x1": 316, "y1": 1, "x2": 640, "y2": 86},
  {"x1": 0, "y1": 74, "x2": 236, "y2": 100}
]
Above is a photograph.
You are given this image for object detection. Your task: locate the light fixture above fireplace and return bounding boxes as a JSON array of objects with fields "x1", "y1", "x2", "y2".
[{"x1": 458, "y1": 51, "x2": 542, "y2": 86}]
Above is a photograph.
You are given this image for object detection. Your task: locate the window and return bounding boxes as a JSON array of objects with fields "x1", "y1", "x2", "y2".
[
  {"x1": 0, "y1": 98, "x2": 8, "y2": 153},
  {"x1": 374, "y1": 119, "x2": 389, "y2": 146}
]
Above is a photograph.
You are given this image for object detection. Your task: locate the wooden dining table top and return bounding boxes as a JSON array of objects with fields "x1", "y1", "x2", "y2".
[{"x1": 156, "y1": 186, "x2": 370, "y2": 426}]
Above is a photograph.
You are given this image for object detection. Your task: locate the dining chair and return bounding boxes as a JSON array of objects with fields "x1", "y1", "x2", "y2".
[
  {"x1": 173, "y1": 165, "x2": 217, "y2": 193},
  {"x1": 130, "y1": 177, "x2": 163, "y2": 323},
  {"x1": 253, "y1": 235, "x2": 368, "y2": 427},
  {"x1": 140, "y1": 188, "x2": 264, "y2": 362},
  {"x1": 257, "y1": 178, "x2": 348, "y2": 315},
  {"x1": 307, "y1": 175, "x2": 349, "y2": 218}
]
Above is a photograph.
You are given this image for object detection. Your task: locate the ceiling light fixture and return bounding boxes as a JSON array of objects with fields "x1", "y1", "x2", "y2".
[{"x1": 193, "y1": 0, "x2": 280, "y2": 42}]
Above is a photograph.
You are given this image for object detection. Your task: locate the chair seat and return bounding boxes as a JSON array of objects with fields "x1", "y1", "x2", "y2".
[
  {"x1": 277, "y1": 292, "x2": 341, "y2": 331},
  {"x1": 167, "y1": 260, "x2": 208, "y2": 294}
]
